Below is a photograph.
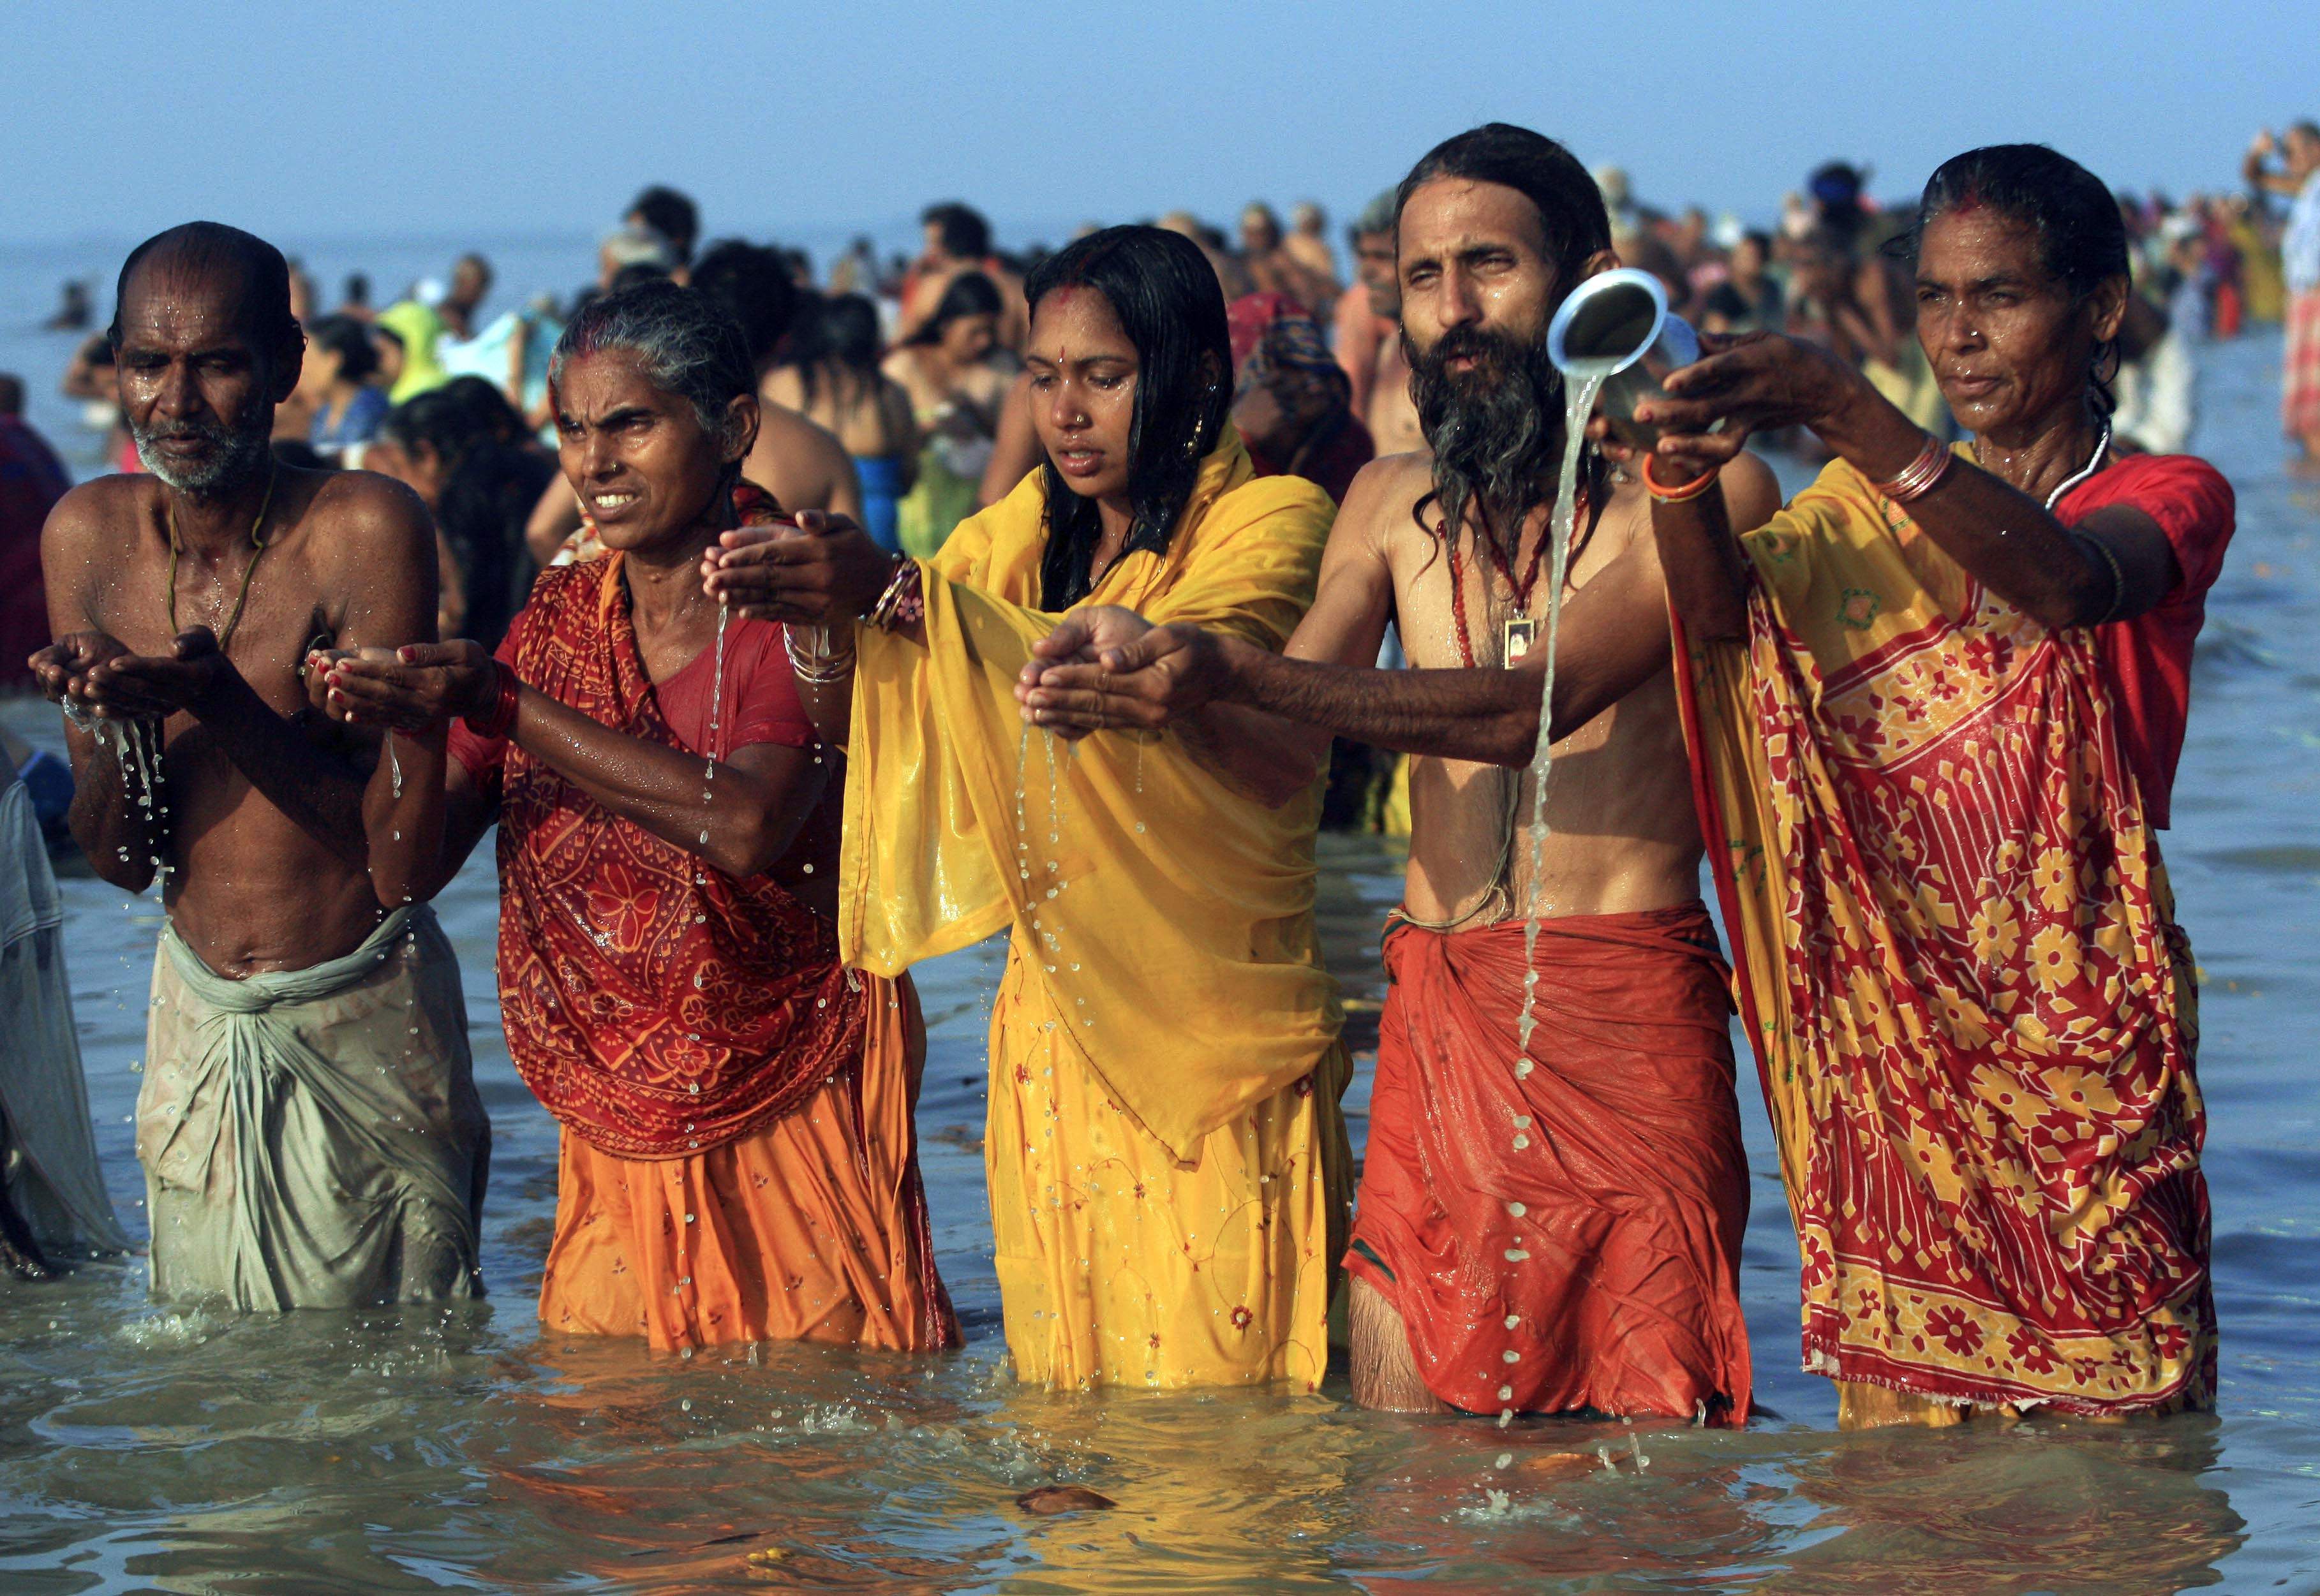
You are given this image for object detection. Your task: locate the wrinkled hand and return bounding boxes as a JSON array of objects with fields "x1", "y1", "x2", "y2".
[
  {"x1": 48, "y1": 628, "x2": 232, "y2": 721},
  {"x1": 1638, "y1": 330, "x2": 1867, "y2": 473},
  {"x1": 321, "y1": 640, "x2": 495, "y2": 732},
  {"x1": 29, "y1": 630, "x2": 133, "y2": 714},
  {"x1": 699, "y1": 510, "x2": 895, "y2": 625},
  {"x1": 1015, "y1": 607, "x2": 1225, "y2": 737}
]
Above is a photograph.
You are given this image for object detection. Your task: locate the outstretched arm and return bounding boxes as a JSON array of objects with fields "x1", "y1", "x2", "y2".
[
  {"x1": 321, "y1": 640, "x2": 829, "y2": 884},
  {"x1": 1644, "y1": 332, "x2": 2181, "y2": 632},
  {"x1": 1023, "y1": 457, "x2": 1781, "y2": 778}
]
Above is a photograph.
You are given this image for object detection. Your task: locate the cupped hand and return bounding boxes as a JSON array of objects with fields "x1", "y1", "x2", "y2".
[
  {"x1": 1015, "y1": 609, "x2": 1225, "y2": 736},
  {"x1": 30, "y1": 631, "x2": 133, "y2": 714},
  {"x1": 1637, "y1": 330, "x2": 1865, "y2": 474},
  {"x1": 323, "y1": 640, "x2": 496, "y2": 732},
  {"x1": 72, "y1": 628, "x2": 232, "y2": 720},
  {"x1": 1015, "y1": 607, "x2": 1158, "y2": 741},
  {"x1": 700, "y1": 510, "x2": 895, "y2": 624}
]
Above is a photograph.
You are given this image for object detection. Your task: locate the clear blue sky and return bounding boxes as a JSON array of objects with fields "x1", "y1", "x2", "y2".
[{"x1": 5, "y1": 0, "x2": 2310, "y2": 249}]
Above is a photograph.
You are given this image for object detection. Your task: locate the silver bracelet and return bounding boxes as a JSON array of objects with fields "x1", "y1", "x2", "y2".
[{"x1": 783, "y1": 624, "x2": 856, "y2": 687}]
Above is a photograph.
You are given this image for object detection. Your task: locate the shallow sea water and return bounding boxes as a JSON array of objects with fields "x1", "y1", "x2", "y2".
[{"x1": 3, "y1": 302, "x2": 2318, "y2": 1589}]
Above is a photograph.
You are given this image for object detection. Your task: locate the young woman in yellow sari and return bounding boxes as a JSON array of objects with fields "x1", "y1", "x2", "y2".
[
  {"x1": 1637, "y1": 145, "x2": 2233, "y2": 1427},
  {"x1": 701, "y1": 226, "x2": 1350, "y2": 1391}
]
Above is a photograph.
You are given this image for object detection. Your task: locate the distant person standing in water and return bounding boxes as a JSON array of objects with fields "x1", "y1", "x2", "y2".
[
  {"x1": 2245, "y1": 123, "x2": 2320, "y2": 473},
  {"x1": 297, "y1": 314, "x2": 389, "y2": 466},
  {"x1": 1, "y1": 388, "x2": 70, "y2": 690},
  {"x1": 28, "y1": 222, "x2": 487, "y2": 1312},
  {"x1": 768, "y1": 293, "x2": 919, "y2": 552},
  {"x1": 1332, "y1": 191, "x2": 1425, "y2": 457},
  {"x1": 885, "y1": 272, "x2": 1013, "y2": 558},
  {"x1": 44, "y1": 281, "x2": 92, "y2": 332}
]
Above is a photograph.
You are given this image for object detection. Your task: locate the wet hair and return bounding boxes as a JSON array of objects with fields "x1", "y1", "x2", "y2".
[
  {"x1": 549, "y1": 279, "x2": 758, "y2": 492},
  {"x1": 1022, "y1": 225, "x2": 1231, "y2": 610},
  {"x1": 921, "y1": 202, "x2": 992, "y2": 262},
  {"x1": 304, "y1": 313, "x2": 378, "y2": 385},
  {"x1": 792, "y1": 292, "x2": 885, "y2": 411},
  {"x1": 108, "y1": 220, "x2": 299, "y2": 353},
  {"x1": 628, "y1": 185, "x2": 699, "y2": 263},
  {"x1": 690, "y1": 238, "x2": 797, "y2": 368},
  {"x1": 383, "y1": 384, "x2": 554, "y2": 648},
  {"x1": 1905, "y1": 144, "x2": 2132, "y2": 409},
  {"x1": 903, "y1": 270, "x2": 1004, "y2": 348},
  {"x1": 383, "y1": 379, "x2": 523, "y2": 470},
  {"x1": 439, "y1": 374, "x2": 528, "y2": 446},
  {"x1": 384, "y1": 386, "x2": 482, "y2": 471},
  {"x1": 1394, "y1": 123, "x2": 1610, "y2": 288},
  {"x1": 821, "y1": 293, "x2": 884, "y2": 371}
]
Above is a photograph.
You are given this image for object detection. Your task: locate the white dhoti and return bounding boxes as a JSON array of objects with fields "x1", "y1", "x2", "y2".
[{"x1": 137, "y1": 903, "x2": 489, "y2": 1310}]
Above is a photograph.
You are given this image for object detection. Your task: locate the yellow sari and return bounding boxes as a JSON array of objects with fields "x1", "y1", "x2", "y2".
[
  {"x1": 842, "y1": 430, "x2": 1351, "y2": 1389},
  {"x1": 1674, "y1": 455, "x2": 2213, "y2": 1419}
]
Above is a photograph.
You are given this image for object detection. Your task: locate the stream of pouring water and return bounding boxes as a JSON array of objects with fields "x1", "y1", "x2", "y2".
[
  {"x1": 1484, "y1": 369, "x2": 1607, "y2": 1428},
  {"x1": 1512, "y1": 371, "x2": 1608, "y2": 1069}
]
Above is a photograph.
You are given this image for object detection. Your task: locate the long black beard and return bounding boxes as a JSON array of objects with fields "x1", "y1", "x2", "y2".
[{"x1": 1406, "y1": 323, "x2": 1565, "y2": 559}]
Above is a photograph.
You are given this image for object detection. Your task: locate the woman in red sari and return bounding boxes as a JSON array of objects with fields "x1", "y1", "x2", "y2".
[
  {"x1": 1637, "y1": 145, "x2": 2231, "y2": 1426},
  {"x1": 316, "y1": 281, "x2": 955, "y2": 1354}
]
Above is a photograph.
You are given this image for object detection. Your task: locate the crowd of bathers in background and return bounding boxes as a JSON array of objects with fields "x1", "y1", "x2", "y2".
[{"x1": 6, "y1": 152, "x2": 2309, "y2": 718}]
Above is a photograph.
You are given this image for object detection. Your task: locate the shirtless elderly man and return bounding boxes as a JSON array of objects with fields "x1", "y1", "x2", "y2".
[
  {"x1": 30, "y1": 223, "x2": 487, "y2": 1310},
  {"x1": 1020, "y1": 125, "x2": 1778, "y2": 1424}
]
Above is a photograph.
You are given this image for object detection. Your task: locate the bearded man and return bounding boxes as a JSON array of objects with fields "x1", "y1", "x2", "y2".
[
  {"x1": 1018, "y1": 124, "x2": 1778, "y2": 1424},
  {"x1": 28, "y1": 222, "x2": 487, "y2": 1310}
]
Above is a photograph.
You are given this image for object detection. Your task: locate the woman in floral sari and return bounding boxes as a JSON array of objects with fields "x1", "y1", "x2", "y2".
[
  {"x1": 1636, "y1": 145, "x2": 2232, "y2": 1426},
  {"x1": 315, "y1": 281, "x2": 955, "y2": 1354}
]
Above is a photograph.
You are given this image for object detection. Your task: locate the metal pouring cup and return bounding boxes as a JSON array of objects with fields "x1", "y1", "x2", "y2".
[{"x1": 1545, "y1": 267, "x2": 1707, "y2": 451}]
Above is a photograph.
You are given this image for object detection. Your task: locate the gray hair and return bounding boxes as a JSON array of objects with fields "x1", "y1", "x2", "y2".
[{"x1": 549, "y1": 279, "x2": 757, "y2": 457}]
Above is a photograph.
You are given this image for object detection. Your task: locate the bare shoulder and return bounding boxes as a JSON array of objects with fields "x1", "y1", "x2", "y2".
[
  {"x1": 1716, "y1": 450, "x2": 1783, "y2": 531},
  {"x1": 43, "y1": 472, "x2": 155, "y2": 549},
  {"x1": 1339, "y1": 452, "x2": 1433, "y2": 550},
  {"x1": 304, "y1": 466, "x2": 435, "y2": 558},
  {"x1": 761, "y1": 366, "x2": 805, "y2": 408},
  {"x1": 757, "y1": 401, "x2": 849, "y2": 469}
]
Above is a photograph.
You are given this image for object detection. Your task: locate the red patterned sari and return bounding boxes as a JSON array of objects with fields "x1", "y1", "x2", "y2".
[
  {"x1": 1674, "y1": 455, "x2": 2215, "y2": 1417},
  {"x1": 450, "y1": 486, "x2": 955, "y2": 1352}
]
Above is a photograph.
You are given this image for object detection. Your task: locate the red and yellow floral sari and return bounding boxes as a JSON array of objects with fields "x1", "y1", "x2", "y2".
[{"x1": 1674, "y1": 455, "x2": 2214, "y2": 1418}]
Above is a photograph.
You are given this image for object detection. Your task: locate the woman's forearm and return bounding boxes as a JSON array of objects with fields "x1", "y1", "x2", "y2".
[
  {"x1": 508, "y1": 686, "x2": 821, "y2": 878},
  {"x1": 364, "y1": 727, "x2": 447, "y2": 910},
  {"x1": 1812, "y1": 390, "x2": 2113, "y2": 628}
]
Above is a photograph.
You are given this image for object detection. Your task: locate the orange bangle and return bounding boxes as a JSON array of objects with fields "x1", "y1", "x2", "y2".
[{"x1": 1644, "y1": 454, "x2": 1720, "y2": 503}]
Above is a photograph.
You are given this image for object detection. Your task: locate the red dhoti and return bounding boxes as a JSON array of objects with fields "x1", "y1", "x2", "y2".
[{"x1": 1348, "y1": 902, "x2": 1752, "y2": 1422}]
